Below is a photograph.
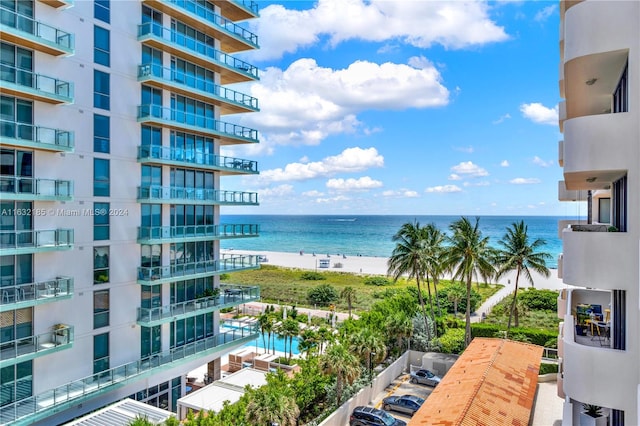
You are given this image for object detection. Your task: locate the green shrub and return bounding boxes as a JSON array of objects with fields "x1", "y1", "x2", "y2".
[
  {"x1": 300, "y1": 271, "x2": 326, "y2": 281},
  {"x1": 436, "y1": 328, "x2": 465, "y2": 354},
  {"x1": 470, "y1": 323, "x2": 557, "y2": 347},
  {"x1": 364, "y1": 276, "x2": 392, "y2": 286},
  {"x1": 436, "y1": 283, "x2": 482, "y2": 314},
  {"x1": 219, "y1": 273, "x2": 230, "y2": 281},
  {"x1": 539, "y1": 363, "x2": 559, "y2": 375},
  {"x1": 518, "y1": 289, "x2": 559, "y2": 311},
  {"x1": 307, "y1": 283, "x2": 339, "y2": 306}
]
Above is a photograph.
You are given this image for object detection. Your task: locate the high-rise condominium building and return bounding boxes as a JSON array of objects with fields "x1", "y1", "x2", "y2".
[
  {"x1": 557, "y1": 1, "x2": 637, "y2": 425},
  {"x1": 0, "y1": 1, "x2": 262, "y2": 424}
]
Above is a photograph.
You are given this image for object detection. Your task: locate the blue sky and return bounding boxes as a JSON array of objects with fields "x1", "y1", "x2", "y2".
[{"x1": 221, "y1": 0, "x2": 585, "y2": 216}]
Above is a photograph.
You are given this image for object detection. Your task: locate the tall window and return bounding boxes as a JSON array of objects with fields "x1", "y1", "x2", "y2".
[
  {"x1": 141, "y1": 325, "x2": 161, "y2": 358},
  {"x1": 0, "y1": 360, "x2": 32, "y2": 406},
  {"x1": 141, "y1": 165, "x2": 162, "y2": 187},
  {"x1": 93, "y1": 333, "x2": 109, "y2": 374},
  {"x1": 1, "y1": 307, "x2": 32, "y2": 346},
  {"x1": 93, "y1": 289, "x2": 109, "y2": 328},
  {"x1": 94, "y1": 0, "x2": 110, "y2": 23},
  {"x1": 613, "y1": 62, "x2": 628, "y2": 113},
  {"x1": 598, "y1": 198, "x2": 611, "y2": 224},
  {"x1": 0, "y1": 201, "x2": 33, "y2": 248},
  {"x1": 93, "y1": 246, "x2": 109, "y2": 284},
  {"x1": 93, "y1": 26, "x2": 110, "y2": 67},
  {"x1": 0, "y1": 43, "x2": 33, "y2": 87},
  {"x1": 93, "y1": 158, "x2": 110, "y2": 196},
  {"x1": 0, "y1": 254, "x2": 32, "y2": 289},
  {"x1": 1, "y1": 148, "x2": 33, "y2": 194},
  {"x1": 1, "y1": 96, "x2": 32, "y2": 142},
  {"x1": 93, "y1": 70, "x2": 110, "y2": 110},
  {"x1": 93, "y1": 202, "x2": 110, "y2": 240},
  {"x1": 93, "y1": 114, "x2": 110, "y2": 153}
]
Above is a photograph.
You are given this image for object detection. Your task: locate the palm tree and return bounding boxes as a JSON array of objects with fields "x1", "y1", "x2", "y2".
[
  {"x1": 281, "y1": 318, "x2": 300, "y2": 360},
  {"x1": 388, "y1": 221, "x2": 431, "y2": 338},
  {"x1": 298, "y1": 328, "x2": 319, "y2": 358},
  {"x1": 319, "y1": 342, "x2": 361, "y2": 406},
  {"x1": 340, "y1": 286, "x2": 357, "y2": 318},
  {"x1": 348, "y1": 327, "x2": 386, "y2": 374},
  {"x1": 257, "y1": 313, "x2": 270, "y2": 355},
  {"x1": 444, "y1": 217, "x2": 495, "y2": 348},
  {"x1": 446, "y1": 282, "x2": 467, "y2": 318},
  {"x1": 494, "y1": 220, "x2": 551, "y2": 337},
  {"x1": 423, "y1": 223, "x2": 446, "y2": 317},
  {"x1": 245, "y1": 385, "x2": 299, "y2": 426},
  {"x1": 385, "y1": 312, "x2": 413, "y2": 353}
]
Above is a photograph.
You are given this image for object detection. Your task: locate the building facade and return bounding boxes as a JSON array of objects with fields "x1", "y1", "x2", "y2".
[
  {"x1": 0, "y1": 0, "x2": 261, "y2": 424},
  {"x1": 556, "y1": 1, "x2": 638, "y2": 425}
]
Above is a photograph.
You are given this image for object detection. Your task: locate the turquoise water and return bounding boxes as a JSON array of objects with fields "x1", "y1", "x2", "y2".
[
  {"x1": 244, "y1": 333, "x2": 301, "y2": 355},
  {"x1": 221, "y1": 215, "x2": 582, "y2": 268}
]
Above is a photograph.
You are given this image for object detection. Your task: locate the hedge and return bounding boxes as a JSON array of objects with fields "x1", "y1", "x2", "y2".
[{"x1": 471, "y1": 323, "x2": 557, "y2": 347}]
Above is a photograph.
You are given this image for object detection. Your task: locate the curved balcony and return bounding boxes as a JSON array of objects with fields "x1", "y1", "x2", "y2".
[
  {"x1": 37, "y1": 0, "x2": 74, "y2": 8},
  {"x1": 137, "y1": 185, "x2": 258, "y2": 205},
  {"x1": 141, "y1": 0, "x2": 258, "y2": 52},
  {"x1": 0, "y1": 325, "x2": 73, "y2": 368},
  {"x1": 561, "y1": 317, "x2": 634, "y2": 409},
  {"x1": 137, "y1": 254, "x2": 259, "y2": 284},
  {"x1": 0, "y1": 6, "x2": 74, "y2": 55},
  {"x1": 562, "y1": 227, "x2": 635, "y2": 289},
  {"x1": 1, "y1": 64, "x2": 73, "y2": 104},
  {"x1": 137, "y1": 22, "x2": 258, "y2": 84},
  {"x1": 563, "y1": 113, "x2": 633, "y2": 190},
  {"x1": 0, "y1": 322, "x2": 258, "y2": 425},
  {"x1": 213, "y1": 0, "x2": 259, "y2": 21},
  {"x1": 138, "y1": 145, "x2": 258, "y2": 174},
  {"x1": 137, "y1": 104, "x2": 258, "y2": 145},
  {"x1": 138, "y1": 64, "x2": 258, "y2": 114},
  {"x1": 0, "y1": 276, "x2": 72, "y2": 312},
  {"x1": 0, "y1": 176, "x2": 73, "y2": 201},
  {"x1": 137, "y1": 284, "x2": 260, "y2": 326},
  {"x1": 0, "y1": 120, "x2": 74, "y2": 152},
  {"x1": 0, "y1": 229, "x2": 73, "y2": 255},
  {"x1": 137, "y1": 223, "x2": 259, "y2": 244}
]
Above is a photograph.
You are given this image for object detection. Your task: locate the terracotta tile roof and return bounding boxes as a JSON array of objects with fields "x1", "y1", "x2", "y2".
[{"x1": 409, "y1": 338, "x2": 543, "y2": 426}]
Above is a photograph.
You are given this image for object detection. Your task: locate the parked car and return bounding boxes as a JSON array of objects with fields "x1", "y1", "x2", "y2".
[
  {"x1": 409, "y1": 369, "x2": 441, "y2": 386},
  {"x1": 382, "y1": 394, "x2": 425, "y2": 416},
  {"x1": 349, "y1": 406, "x2": 407, "y2": 426}
]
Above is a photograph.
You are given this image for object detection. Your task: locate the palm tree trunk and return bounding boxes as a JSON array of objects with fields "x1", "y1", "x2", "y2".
[
  {"x1": 425, "y1": 275, "x2": 437, "y2": 337},
  {"x1": 348, "y1": 298, "x2": 352, "y2": 318},
  {"x1": 507, "y1": 266, "x2": 522, "y2": 339},
  {"x1": 465, "y1": 275, "x2": 472, "y2": 348},
  {"x1": 434, "y1": 277, "x2": 443, "y2": 317},
  {"x1": 416, "y1": 278, "x2": 431, "y2": 340}
]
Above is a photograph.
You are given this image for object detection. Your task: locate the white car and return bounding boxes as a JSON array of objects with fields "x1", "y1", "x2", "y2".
[{"x1": 409, "y1": 369, "x2": 441, "y2": 386}]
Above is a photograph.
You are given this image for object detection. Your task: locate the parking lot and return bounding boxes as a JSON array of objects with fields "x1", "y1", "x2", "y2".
[{"x1": 347, "y1": 372, "x2": 437, "y2": 424}]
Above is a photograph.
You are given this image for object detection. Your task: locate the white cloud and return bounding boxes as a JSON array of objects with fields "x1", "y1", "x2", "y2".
[
  {"x1": 316, "y1": 195, "x2": 351, "y2": 204},
  {"x1": 510, "y1": 178, "x2": 542, "y2": 184},
  {"x1": 448, "y1": 173, "x2": 462, "y2": 181},
  {"x1": 326, "y1": 176, "x2": 383, "y2": 191},
  {"x1": 500, "y1": 160, "x2": 510, "y2": 167},
  {"x1": 532, "y1": 156, "x2": 554, "y2": 167},
  {"x1": 249, "y1": 0, "x2": 509, "y2": 61},
  {"x1": 520, "y1": 103, "x2": 559, "y2": 126},
  {"x1": 493, "y1": 113, "x2": 511, "y2": 124},
  {"x1": 450, "y1": 161, "x2": 489, "y2": 177},
  {"x1": 238, "y1": 58, "x2": 450, "y2": 147},
  {"x1": 258, "y1": 184, "x2": 295, "y2": 197},
  {"x1": 382, "y1": 189, "x2": 419, "y2": 198},
  {"x1": 534, "y1": 5, "x2": 557, "y2": 22},
  {"x1": 302, "y1": 190, "x2": 324, "y2": 197},
  {"x1": 426, "y1": 185, "x2": 462, "y2": 193},
  {"x1": 257, "y1": 147, "x2": 384, "y2": 184}
]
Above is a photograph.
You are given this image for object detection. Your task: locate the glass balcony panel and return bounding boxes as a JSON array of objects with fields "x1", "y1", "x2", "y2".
[
  {"x1": 0, "y1": 276, "x2": 73, "y2": 309},
  {"x1": 138, "y1": 144, "x2": 258, "y2": 172},
  {"x1": 137, "y1": 104, "x2": 258, "y2": 143},
  {"x1": 0, "y1": 120, "x2": 74, "y2": 151},
  {"x1": 136, "y1": 22, "x2": 258, "y2": 82},
  {"x1": 137, "y1": 185, "x2": 258, "y2": 205},
  {"x1": 137, "y1": 223, "x2": 259, "y2": 242},
  {"x1": 0, "y1": 176, "x2": 73, "y2": 200},
  {"x1": 0, "y1": 64, "x2": 73, "y2": 103},
  {"x1": 137, "y1": 254, "x2": 259, "y2": 283},
  {"x1": 0, "y1": 6, "x2": 74, "y2": 54},
  {"x1": 0, "y1": 325, "x2": 73, "y2": 365},
  {"x1": 138, "y1": 63, "x2": 258, "y2": 113},
  {"x1": 0, "y1": 322, "x2": 258, "y2": 423},
  {"x1": 0, "y1": 229, "x2": 74, "y2": 252}
]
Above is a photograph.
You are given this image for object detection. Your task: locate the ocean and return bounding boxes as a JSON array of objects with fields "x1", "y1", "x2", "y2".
[{"x1": 220, "y1": 215, "x2": 578, "y2": 269}]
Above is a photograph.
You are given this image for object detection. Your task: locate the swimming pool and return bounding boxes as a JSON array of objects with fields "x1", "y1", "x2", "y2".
[{"x1": 245, "y1": 333, "x2": 301, "y2": 355}]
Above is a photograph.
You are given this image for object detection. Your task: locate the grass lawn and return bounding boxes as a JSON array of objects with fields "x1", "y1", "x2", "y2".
[{"x1": 223, "y1": 264, "x2": 502, "y2": 313}]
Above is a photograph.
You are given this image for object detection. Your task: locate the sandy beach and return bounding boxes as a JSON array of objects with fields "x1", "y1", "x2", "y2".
[{"x1": 223, "y1": 249, "x2": 569, "y2": 291}]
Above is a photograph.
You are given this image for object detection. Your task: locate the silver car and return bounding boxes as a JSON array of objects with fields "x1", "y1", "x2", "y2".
[
  {"x1": 382, "y1": 395, "x2": 425, "y2": 416},
  {"x1": 409, "y1": 369, "x2": 441, "y2": 386}
]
